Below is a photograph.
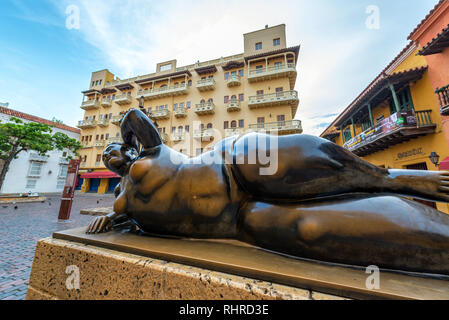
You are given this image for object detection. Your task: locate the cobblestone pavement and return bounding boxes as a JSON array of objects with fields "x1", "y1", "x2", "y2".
[{"x1": 0, "y1": 193, "x2": 115, "y2": 300}]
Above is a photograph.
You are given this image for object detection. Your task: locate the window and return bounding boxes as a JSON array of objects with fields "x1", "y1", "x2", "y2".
[
  {"x1": 288, "y1": 59, "x2": 294, "y2": 64},
  {"x1": 56, "y1": 179, "x2": 65, "y2": 190},
  {"x1": 238, "y1": 69, "x2": 244, "y2": 77},
  {"x1": 200, "y1": 99, "x2": 205, "y2": 104},
  {"x1": 276, "y1": 87, "x2": 284, "y2": 97},
  {"x1": 239, "y1": 94, "x2": 244, "y2": 101},
  {"x1": 257, "y1": 117, "x2": 265, "y2": 128},
  {"x1": 178, "y1": 126, "x2": 183, "y2": 133},
  {"x1": 238, "y1": 119, "x2": 244, "y2": 128},
  {"x1": 389, "y1": 86, "x2": 414, "y2": 114},
  {"x1": 230, "y1": 121, "x2": 237, "y2": 128},
  {"x1": 201, "y1": 77, "x2": 206, "y2": 80},
  {"x1": 224, "y1": 121, "x2": 229, "y2": 129},
  {"x1": 173, "y1": 103, "x2": 177, "y2": 110},
  {"x1": 255, "y1": 42, "x2": 262, "y2": 50},
  {"x1": 224, "y1": 96, "x2": 229, "y2": 103},
  {"x1": 58, "y1": 165, "x2": 68, "y2": 178},
  {"x1": 26, "y1": 179, "x2": 37, "y2": 189},
  {"x1": 273, "y1": 38, "x2": 280, "y2": 46},
  {"x1": 96, "y1": 154, "x2": 101, "y2": 162},
  {"x1": 185, "y1": 125, "x2": 190, "y2": 132},
  {"x1": 172, "y1": 127, "x2": 176, "y2": 133},
  {"x1": 277, "y1": 115, "x2": 285, "y2": 125},
  {"x1": 92, "y1": 81, "x2": 95, "y2": 87},
  {"x1": 257, "y1": 90, "x2": 264, "y2": 96},
  {"x1": 207, "y1": 98, "x2": 213, "y2": 103},
  {"x1": 208, "y1": 75, "x2": 213, "y2": 79},
  {"x1": 224, "y1": 72, "x2": 229, "y2": 80},
  {"x1": 207, "y1": 123, "x2": 213, "y2": 129},
  {"x1": 28, "y1": 162, "x2": 43, "y2": 177},
  {"x1": 99, "y1": 80, "x2": 102, "y2": 85},
  {"x1": 274, "y1": 62, "x2": 282, "y2": 70},
  {"x1": 160, "y1": 64, "x2": 171, "y2": 72},
  {"x1": 256, "y1": 65, "x2": 263, "y2": 73},
  {"x1": 179, "y1": 102, "x2": 184, "y2": 109},
  {"x1": 188, "y1": 80, "x2": 192, "y2": 86},
  {"x1": 105, "y1": 133, "x2": 109, "y2": 140},
  {"x1": 186, "y1": 101, "x2": 191, "y2": 109},
  {"x1": 196, "y1": 148, "x2": 203, "y2": 156},
  {"x1": 231, "y1": 95, "x2": 237, "y2": 101},
  {"x1": 231, "y1": 71, "x2": 237, "y2": 76},
  {"x1": 343, "y1": 127, "x2": 352, "y2": 142}
]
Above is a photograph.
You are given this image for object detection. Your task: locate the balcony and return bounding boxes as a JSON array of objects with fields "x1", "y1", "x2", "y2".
[
  {"x1": 193, "y1": 129, "x2": 214, "y2": 141},
  {"x1": 81, "y1": 99, "x2": 99, "y2": 111},
  {"x1": 226, "y1": 75, "x2": 241, "y2": 87},
  {"x1": 225, "y1": 128, "x2": 243, "y2": 137},
  {"x1": 97, "y1": 118, "x2": 109, "y2": 127},
  {"x1": 115, "y1": 93, "x2": 132, "y2": 105},
  {"x1": 436, "y1": 85, "x2": 449, "y2": 115},
  {"x1": 196, "y1": 78, "x2": 215, "y2": 91},
  {"x1": 248, "y1": 63, "x2": 297, "y2": 86},
  {"x1": 80, "y1": 142, "x2": 91, "y2": 149},
  {"x1": 160, "y1": 132, "x2": 169, "y2": 143},
  {"x1": 111, "y1": 115, "x2": 124, "y2": 125},
  {"x1": 108, "y1": 136, "x2": 123, "y2": 144},
  {"x1": 343, "y1": 110, "x2": 436, "y2": 157},
  {"x1": 226, "y1": 100, "x2": 241, "y2": 112},
  {"x1": 137, "y1": 84, "x2": 189, "y2": 100},
  {"x1": 77, "y1": 119, "x2": 97, "y2": 129},
  {"x1": 149, "y1": 109, "x2": 170, "y2": 120},
  {"x1": 174, "y1": 107, "x2": 187, "y2": 118},
  {"x1": 59, "y1": 157, "x2": 70, "y2": 165},
  {"x1": 101, "y1": 99, "x2": 112, "y2": 108},
  {"x1": 171, "y1": 133, "x2": 185, "y2": 143},
  {"x1": 194, "y1": 102, "x2": 215, "y2": 115},
  {"x1": 93, "y1": 140, "x2": 107, "y2": 148},
  {"x1": 248, "y1": 120, "x2": 303, "y2": 135},
  {"x1": 248, "y1": 91, "x2": 299, "y2": 109},
  {"x1": 29, "y1": 153, "x2": 49, "y2": 162}
]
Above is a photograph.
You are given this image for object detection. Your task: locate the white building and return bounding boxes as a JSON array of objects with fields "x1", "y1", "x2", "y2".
[{"x1": 0, "y1": 105, "x2": 80, "y2": 194}]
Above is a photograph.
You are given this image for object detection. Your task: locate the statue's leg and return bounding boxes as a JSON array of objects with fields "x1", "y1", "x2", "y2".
[
  {"x1": 232, "y1": 133, "x2": 449, "y2": 203},
  {"x1": 238, "y1": 196, "x2": 449, "y2": 275}
]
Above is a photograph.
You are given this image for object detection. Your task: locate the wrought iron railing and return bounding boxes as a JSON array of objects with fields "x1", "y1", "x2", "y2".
[{"x1": 436, "y1": 85, "x2": 449, "y2": 114}]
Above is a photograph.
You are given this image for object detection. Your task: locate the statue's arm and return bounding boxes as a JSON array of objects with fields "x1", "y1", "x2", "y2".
[{"x1": 120, "y1": 109, "x2": 162, "y2": 150}]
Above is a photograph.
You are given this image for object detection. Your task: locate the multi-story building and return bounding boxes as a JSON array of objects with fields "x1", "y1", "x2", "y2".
[
  {"x1": 77, "y1": 24, "x2": 301, "y2": 194},
  {"x1": 0, "y1": 105, "x2": 80, "y2": 194},
  {"x1": 320, "y1": 2, "x2": 449, "y2": 213}
]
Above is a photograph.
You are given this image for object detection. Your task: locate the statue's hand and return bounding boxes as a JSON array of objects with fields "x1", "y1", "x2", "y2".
[{"x1": 86, "y1": 215, "x2": 112, "y2": 234}]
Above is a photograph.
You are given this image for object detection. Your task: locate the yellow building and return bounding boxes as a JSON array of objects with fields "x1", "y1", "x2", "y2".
[
  {"x1": 321, "y1": 42, "x2": 449, "y2": 213},
  {"x1": 77, "y1": 24, "x2": 301, "y2": 194}
]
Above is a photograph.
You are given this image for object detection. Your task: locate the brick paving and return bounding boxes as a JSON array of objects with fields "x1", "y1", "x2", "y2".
[{"x1": 0, "y1": 193, "x2": 115, "y2": 300}]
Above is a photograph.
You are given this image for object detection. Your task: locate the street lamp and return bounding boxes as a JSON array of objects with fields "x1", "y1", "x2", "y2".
[{"x1": 429, "y1": 151, "x2": 440, "y2": 168}]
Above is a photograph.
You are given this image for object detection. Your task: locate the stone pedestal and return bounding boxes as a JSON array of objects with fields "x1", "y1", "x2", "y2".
[{"x1": 26, "y1": 228, "x2": 449, "y2": 300}]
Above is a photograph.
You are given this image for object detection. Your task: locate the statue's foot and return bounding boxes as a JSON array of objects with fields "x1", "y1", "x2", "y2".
[{"x1": 86, "y1": 215, "x2": 112, "y2": 234}]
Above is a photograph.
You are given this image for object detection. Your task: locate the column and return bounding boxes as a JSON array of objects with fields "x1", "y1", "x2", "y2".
[
  {"x1": 367, "y1": 104, "x2": 374, "y2": 127},
  {"x1": 389, "y1": 83, "x2": 400, "y2": 113},
  {"x1": 351, "y1": 117, "x2": 356, "y2": 137}
]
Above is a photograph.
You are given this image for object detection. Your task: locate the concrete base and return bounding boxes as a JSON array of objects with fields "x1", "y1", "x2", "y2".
[{"x1": 26, "y1": 228, "x2": 449, "y2": 300}]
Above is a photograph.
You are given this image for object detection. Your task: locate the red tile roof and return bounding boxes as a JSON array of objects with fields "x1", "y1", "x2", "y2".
[
  {"x1": 408, "y1": 0, "x2": 447, "y2": 40},
  {"x1": 0, "y1": 106, "x2": 80, "y2": 134}
]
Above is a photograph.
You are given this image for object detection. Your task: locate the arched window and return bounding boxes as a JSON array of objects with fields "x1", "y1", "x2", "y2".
[
  {"x1": 231, "y1": 95, "x2": 237, "y2": 101},
  {"x1": 208, "y1": 98, "x2": 213, "y2": 103},
  {"x1": 200, "y1": 99, "x2": 205, "y2": 104},
  {"x1": 178, "y1": 126, "x2": 183, "y2": 133},
  {"x1": 231, "y1": 121, "x2": 237, "y2": 128},
  {"x1": 188, "y1": 80, "x2": 192, "y2": 86},
  {"x1": 207, "y1": 123, "x2": 213, "y2": 129},
  {"x1": 200, "y1": 123, "x2": 205, "y2": 130}
]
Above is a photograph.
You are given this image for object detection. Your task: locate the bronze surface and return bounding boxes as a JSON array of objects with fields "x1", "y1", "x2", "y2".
[{"x1": 54, "y1": 227, "x2": 449, "y2": 300}]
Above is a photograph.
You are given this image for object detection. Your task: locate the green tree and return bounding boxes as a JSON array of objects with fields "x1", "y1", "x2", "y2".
[{"x1": 0, "y1": 117, "x2": 82, "y2": 192}]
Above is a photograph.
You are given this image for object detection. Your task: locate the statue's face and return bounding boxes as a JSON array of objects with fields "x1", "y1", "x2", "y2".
[{"x1": 103, "y1": 143, "x2": 136, "y2": 176}]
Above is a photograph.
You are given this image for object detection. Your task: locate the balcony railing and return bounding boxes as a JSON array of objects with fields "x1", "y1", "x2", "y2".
[
  {"x1": 225, "y1": 128, "x2": 243, "y2": 137},
  {"x1": 171, "y1": 133, "x2": 185, "y2": 142},
  {"x1": 149, "y1": 109, "x2": 170, "y2": 120},
  {"x1": 248, "y1": 63, "x2": 297, "y2": 83},
  {"x1": 248, "y1": 120, "x2": 303, "y2": 135},
  {"x1": 343, "y1": 110, "x2": 436, "y2": 157},
  {"x1": 59, "y1": 157, "x2": 70, "y2": 165},
  {"x1": 137, "y1": 84, "x2": 189, "y2": 100},
  {"x1": 77, "y1": 119, "x2": 97, "y2": 129},
  {"x1": 108, "y1": 136, "x2": 123, "y2": 144},
  {"x1": 248, "y1": 91, "x2": 299, "y2": 109},
  {"x1": 81, "y1": 99, "x2": 99, "y2": 110},
  {"x1": 226, "y1": 75, "x2": 241, "y2": 87},
  {"x1": 29, "y1": 153, "x2": 49, "y2": 162},
  {"x1": 436, "y1": 85, "x2": 449, "y2": 115},
  {"x1": 115, "y1": 93, "x2": 132, "y2": 105},
  {"x1": 193, "y1": 128, "x2": 214, "y2": 141},
  {"x1": 101, "y1": 99, "x2": 112, "y2": 108},
  {"x1": 111, "y1": 115, "x2": 124, "y2": 125},
  {"x1": 80, "y1": 142, "x2": 91, "y2": 148},
  {"x1": 195, "y1": 102, "x2": 215, "y2": 115},
  {"x1": 196, "y1": 78, "x2": 215, "y2": 91},
  {"x1": 225, "y1": 100, "x2": 241, "y2": 112},
  {"x1": 97, "y1": 118, "x2": 109, "y2": 127},
  {"x1": 93, "y1": 140, "x2": 106, "y2": 148},
  {"x1": 174, "y1": 107, "x2": 187, "y2": 118}
]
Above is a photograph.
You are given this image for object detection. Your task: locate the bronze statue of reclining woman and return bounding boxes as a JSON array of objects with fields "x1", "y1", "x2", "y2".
[{"x1": 87, "y1": 109, "x2": 449, "y2": 276}]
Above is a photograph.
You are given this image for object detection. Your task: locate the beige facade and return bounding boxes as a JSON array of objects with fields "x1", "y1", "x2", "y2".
[{"x1": 77, "y1": 24, "x2": 301, "y2": 193}]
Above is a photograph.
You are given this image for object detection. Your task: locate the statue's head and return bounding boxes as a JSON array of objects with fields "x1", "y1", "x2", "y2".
[{"x1": 103, "y1": 143, "x2": 137, "y2": 176}]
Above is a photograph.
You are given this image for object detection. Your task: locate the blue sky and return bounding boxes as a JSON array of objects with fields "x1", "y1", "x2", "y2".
[{"x1": 0, "y1": 0, "x2": 440, "y2": 135}]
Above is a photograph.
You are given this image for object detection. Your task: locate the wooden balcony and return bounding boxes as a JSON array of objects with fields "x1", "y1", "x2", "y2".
[
  {"x1": 248, "y1": 63, "x2": 297, "y2": 87},
  {"x1": 436, "y1": 85, "x2": 449, "y2": 115},
  {"x1": 196, "y1": 78, "x2": 215, "y2": 91},
  {"x1": 137, "y1": 84, "x2": 189, "y2": 100},
  {"x1": 149, "y1": 109, "x2": 170, "y2": 120},
  {"x1": 226, "y1": 100, "x2": 241, "y2": 112},
  {"x1": 248, "y1": 120, "x2": 302, "y2": 135},
  {"x1": 226, "y1": 75, "x2": 241, "y2": 87},
  {"x1": 81, "y1": 100, "x2": 99, "y2": 111},
  {"x1": 248, "y1": 91, "x2": 299, "y2": 109},
  {"x1": 97, "y1": 118, "x2": 109, "y2": 127},
  {"x1": 193, "y1": 129, "x2": 214, "y2": 141},
  {"x1": 194, "y1": 102, "x2": 215, "y2": 115},
  {"x1": 114, "y1": 93, "x2": 132, "y2": 105},
  {"x1": 93, "y1": 140, "x2": 107, "y2": 148},
  {"x1": 101, "y1": 99, "x2": 112, "y2": 108},
  {"x1": 343, "y1": 110, "x2": 436, "y2": 157},
  {"x1": 77, "y1": 119, "x2": 97, "y2": 129},
  {"x1": 111, "y1": 115, "x2": 124, "y2": 125},
  {"x1": 225, "y1": 128, "x2": 243, "y2": 137},
  {"x1": 171, "y1": 133, "x2": 185, "y2": 143},
  {"x1": 174, "y1": 107, "x2": 187, "y2": 118}
]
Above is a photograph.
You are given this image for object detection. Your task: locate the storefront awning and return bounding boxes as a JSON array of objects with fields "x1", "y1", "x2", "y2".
[
  {"x1": 439, "y1": 157, "x2": 449, "y2": 171},
  {"x1": 80, "y1": 171, "x2": 120, "y2": 179}
]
